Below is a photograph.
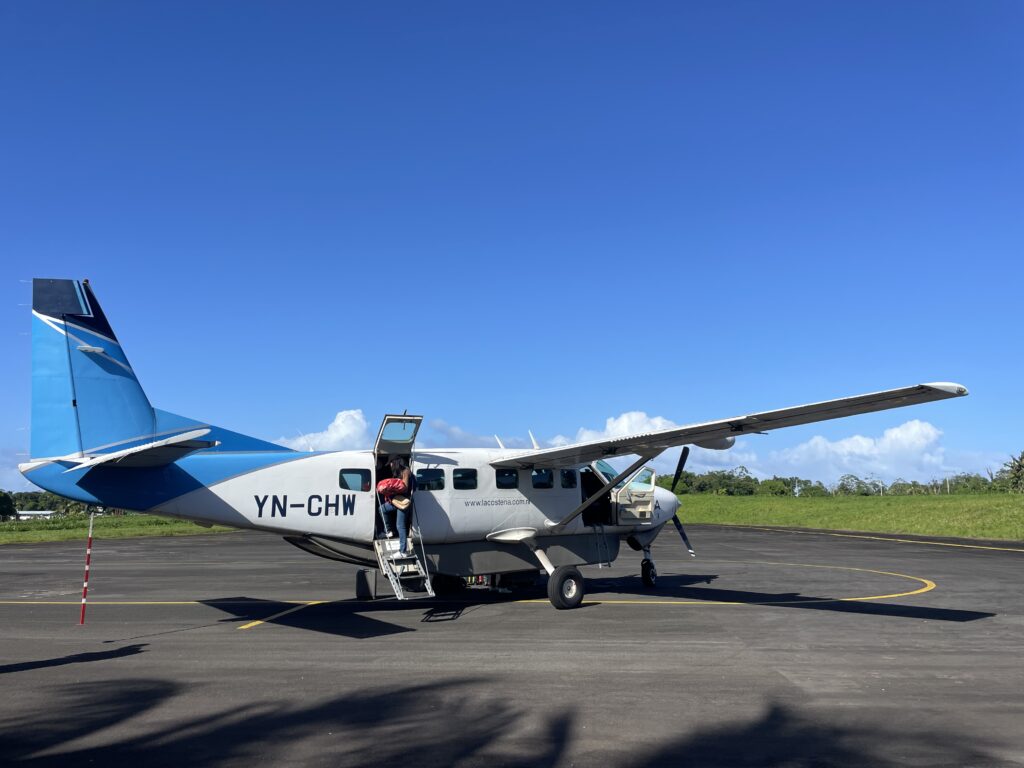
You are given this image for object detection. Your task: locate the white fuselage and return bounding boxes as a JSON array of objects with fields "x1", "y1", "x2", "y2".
[{"x1": 151, "y1": 448, "x2": 679, "y2": 547}]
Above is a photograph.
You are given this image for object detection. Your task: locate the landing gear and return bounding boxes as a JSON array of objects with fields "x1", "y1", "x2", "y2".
[
  {"x1": 641, "y1": 544, "x2": 657, "y2": 589},
  {"x1": 641, "y1": 558, "x2": 657, "y2": 588},
  {"x1": 547, "y1": 565, "x2": 585, "y2": 610}
]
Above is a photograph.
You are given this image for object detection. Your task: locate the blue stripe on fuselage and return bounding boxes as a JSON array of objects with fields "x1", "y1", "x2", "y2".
[{"x1": 23, "y1": 451, "x2": 313, "y2": 511}]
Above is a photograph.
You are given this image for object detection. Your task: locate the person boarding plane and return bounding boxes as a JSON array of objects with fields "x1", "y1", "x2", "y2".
[{"x1": 19, "y1": 279, "x2": 969, "y2": 608}]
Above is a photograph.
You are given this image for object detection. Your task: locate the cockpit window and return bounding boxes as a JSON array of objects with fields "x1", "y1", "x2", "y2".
[{"x1": 629, "y1": 468, "x2": 655, "y2": 490}]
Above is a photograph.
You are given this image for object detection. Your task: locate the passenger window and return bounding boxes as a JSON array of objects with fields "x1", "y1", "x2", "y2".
[
  {"x1": 495, "y1": 468, "x2": 518, "y2": 489},
  {"x1": 531, "y1": 468, "x2": 554, "y2": 489},
  {"x1": 339, "y1": 469, "x2": 371, "y2": 492},
  {"x1": 416, "y1": 468, "x2": 445, "y2": 491},
  {"x1": 453, "y1": 468, "x2": 477, "y2": 490},
  {"x1": 561, "y1": 469, "x2": 577, "y2": 489}
]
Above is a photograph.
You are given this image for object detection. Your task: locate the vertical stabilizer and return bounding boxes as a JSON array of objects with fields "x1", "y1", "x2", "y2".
[{"x1": 31, "y1": 279, "x2": 156, "y2": 459}]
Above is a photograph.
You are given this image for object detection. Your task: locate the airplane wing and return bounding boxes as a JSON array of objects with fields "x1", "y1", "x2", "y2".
[
  {"x1": 490, "y1": 382, "x2": 968, "y2": 469},
  {"x1": 62, "y1": 429, "x2": 220, "y2": 472}
]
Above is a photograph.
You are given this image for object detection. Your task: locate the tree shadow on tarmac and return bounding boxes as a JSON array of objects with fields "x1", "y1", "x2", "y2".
[
  {"x1": 0, "y1": 680, "x2": 1011, "y2": 767},
  {"x1": 0, "y1": 677, "x2": 571, "y2": 768},
  {"x1": 637, "y1": 701, "x2": 1012, "y2": 768},
  {"x1": 592, "y1": 574, "x2": 996, "y2": 622}
]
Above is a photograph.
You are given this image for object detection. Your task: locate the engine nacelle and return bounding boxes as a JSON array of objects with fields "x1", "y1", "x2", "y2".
[{"x1": 693, "y1": 436, "x2": 736, "y2": 451}]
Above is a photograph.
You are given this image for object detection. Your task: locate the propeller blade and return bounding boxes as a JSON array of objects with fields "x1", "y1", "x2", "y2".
[
  {"x1": 670, "y1": 446, "x2": 690, "y2": 494},
  {"x1": 671, "y1": 515, "x2": 696, "y2": 557}
]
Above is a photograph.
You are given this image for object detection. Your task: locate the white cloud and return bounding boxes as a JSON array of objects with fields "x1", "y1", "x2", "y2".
[
  {"x1": 555, "y1": 411, "x2": 758, "y2": 474},
  {"x1": 572, "y1": 411, "x2": 678, "y2": 443},
  {"x1": 547, "y1": 413, "x2": 977, "y2": 484},
  {"x1": 278, "y1": 409, "x2": 370, "y2": 452},
  {"x1": 762, "y1": 419, "x2": 950, "y2": 483}
]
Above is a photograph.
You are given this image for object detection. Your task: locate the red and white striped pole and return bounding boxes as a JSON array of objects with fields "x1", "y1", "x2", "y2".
[{"x1": 79, "y1": 511, "x2": 94, "y2": 625}]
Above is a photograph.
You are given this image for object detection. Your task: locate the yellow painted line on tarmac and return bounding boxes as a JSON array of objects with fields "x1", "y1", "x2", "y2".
[
  {"x1": 517, "y1": 561, "x2": 935, "y2": 605},
  {"x1": 733, "y1": 525, "x2": 1024, "y2": 553},
  {"x1": 0, "y1": 563, "x2": 936, "y2": 612},
  {"x1": 237, "y1": 601, "x2": 326, "y2": 630}
]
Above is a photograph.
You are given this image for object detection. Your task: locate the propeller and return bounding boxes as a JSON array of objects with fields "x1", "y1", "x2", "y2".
[
  {"x1": 670, "y1": 446, "x2": 690, "y2": 494},
  {"x1": 672, "y1": 515, "x2": 696, "y2": 557},
  {"x1": 669, "y1": 447, "x2": 696, "y2": 557}
]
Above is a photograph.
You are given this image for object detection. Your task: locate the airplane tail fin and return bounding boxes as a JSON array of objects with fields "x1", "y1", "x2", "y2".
[{"x1": 30, "y1": 278, "x2": 156, "y2": 460}]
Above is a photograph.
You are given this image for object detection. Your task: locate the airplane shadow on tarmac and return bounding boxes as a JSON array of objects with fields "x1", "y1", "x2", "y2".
[
  {"x1": 0, "y1": 676, "x2": 1009, "y2": 767},
  {"x1": 200, "y1": 588, "x2": 602, "y2": 637},
  {"x1": 199, "y1": 567, "x2": 993, "y2": 639},
  {"x1": 590, "y1": 573, "x2": 996, "y2": 622},
  {"x1": 200, "y1": 597, "x2": 418, "y2": 639}
]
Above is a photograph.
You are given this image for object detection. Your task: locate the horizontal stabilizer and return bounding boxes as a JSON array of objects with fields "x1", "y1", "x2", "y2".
[{"x1": 62, "y1": 429, "x2": 219, "y2": 472}]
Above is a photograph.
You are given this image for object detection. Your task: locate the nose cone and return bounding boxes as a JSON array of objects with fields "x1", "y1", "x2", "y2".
[{"x1": 653, "y1": 486, "x2": 680, "y2": 524}]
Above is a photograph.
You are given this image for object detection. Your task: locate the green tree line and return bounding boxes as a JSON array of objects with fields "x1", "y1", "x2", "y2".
[
  {"x1": 657, "y1": 451, "x2": 1024, "y2": 497},
  {"x1": 0, "y1": 490, "x2": 108, "y2": 522}
]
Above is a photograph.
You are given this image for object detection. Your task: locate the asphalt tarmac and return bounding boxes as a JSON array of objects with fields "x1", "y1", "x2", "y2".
[{"x1": 0, "y1": 525, "x2": 1021, "y2": 768}]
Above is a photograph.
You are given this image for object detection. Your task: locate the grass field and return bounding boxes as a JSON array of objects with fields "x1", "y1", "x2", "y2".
[
  {"x1": 3, "y1": 494, "x2": 1022, "y2": 545},
  {"x1": 0, "y1": 514, "x2": 234, "y2": 544},
  {"x1": 678, "y1": 493, "x2": 1024, "y2": 542}
]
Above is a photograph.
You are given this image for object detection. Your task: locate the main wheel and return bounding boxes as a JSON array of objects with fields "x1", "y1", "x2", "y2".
[
  {"x1": 641, "y1": 559, "x2": 657, "y2": 588},
  {"x1": 547, "y1": 565, "x2": 585, "y2": 609}
]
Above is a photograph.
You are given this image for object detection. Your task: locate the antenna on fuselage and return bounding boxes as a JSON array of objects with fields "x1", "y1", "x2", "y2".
[
  {"x1": 494, "y1": 435, "x2": 506, "y2": 450},
  {"x1": 528, "y1": 430, "x2": 539, "y2": 450}
]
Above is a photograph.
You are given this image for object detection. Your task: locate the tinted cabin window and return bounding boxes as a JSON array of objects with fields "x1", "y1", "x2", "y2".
[
  {"x1": 531, "y1": 468, "x2": 554, "y2": 489},
  {"x1": 339, "y1": 469, "x2": 371, "y2": 492},
  {"x1": 495, "y1": 468, "x2": 518, "y2": 489},
  {"x1": 561, "y1": 469, "x2": 577, "y2": 489},
  {"x1": 453, "y1": 468, "x2": 477, "y2": 490},
  {"x1": 416, "y1": 468, "x2": 445, "y2": 491}
]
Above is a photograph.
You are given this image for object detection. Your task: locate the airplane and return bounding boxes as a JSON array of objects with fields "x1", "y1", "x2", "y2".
[{"x1": 19, "y1": 278, "x2": 969, "y2": 609}]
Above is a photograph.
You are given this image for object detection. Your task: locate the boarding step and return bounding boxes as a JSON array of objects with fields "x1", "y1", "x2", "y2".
[{"x1": 373, "y1": 538, "x2": 435, "y2": 600}]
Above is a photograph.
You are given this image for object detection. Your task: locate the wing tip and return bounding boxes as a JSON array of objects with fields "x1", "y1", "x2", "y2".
[{"x1": 922, "y1": 381, "x2": 969, "y2": 397}]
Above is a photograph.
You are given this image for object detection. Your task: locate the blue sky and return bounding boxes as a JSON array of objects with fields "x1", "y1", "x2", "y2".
[{"x1": 1, "y1": 2, "x2": 1021, "y2": 489}]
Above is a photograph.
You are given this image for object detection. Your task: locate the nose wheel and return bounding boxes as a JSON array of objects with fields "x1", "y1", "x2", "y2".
[
  {"x1": 641, "y1": 558, "x2": 657, "y2": 588},
  {"x1": 641, "y1": 545, "x2": 657, "y2": 589}
]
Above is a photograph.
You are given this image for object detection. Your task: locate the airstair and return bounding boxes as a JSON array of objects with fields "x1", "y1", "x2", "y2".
[{"x1": 373, "y1": 518, "x2": 435, "y2": 601}]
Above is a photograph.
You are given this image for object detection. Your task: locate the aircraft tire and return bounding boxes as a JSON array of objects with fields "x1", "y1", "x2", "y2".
[
  {"x1": 641, "y1": 558, "x2": 657, "y2": 589},
  {"x1": 547, "y1": 566, "x2": 584, "y2": 609}
]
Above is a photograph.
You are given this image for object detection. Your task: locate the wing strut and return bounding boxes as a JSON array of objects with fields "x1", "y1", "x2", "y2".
[{"x1": 547, "y1": 451, "x2": 663, "y2": 533}]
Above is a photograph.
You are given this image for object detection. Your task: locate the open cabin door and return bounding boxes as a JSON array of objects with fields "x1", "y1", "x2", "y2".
[
  {"x1": 373, "y1": 414, "x2": 423, "y2": 540},
  {"x1": 614, "y1": 466, "x2": 656, "y2": 524},
  {"x1": 374, "y1": 414, "x2": 423, "y2": 462}
]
